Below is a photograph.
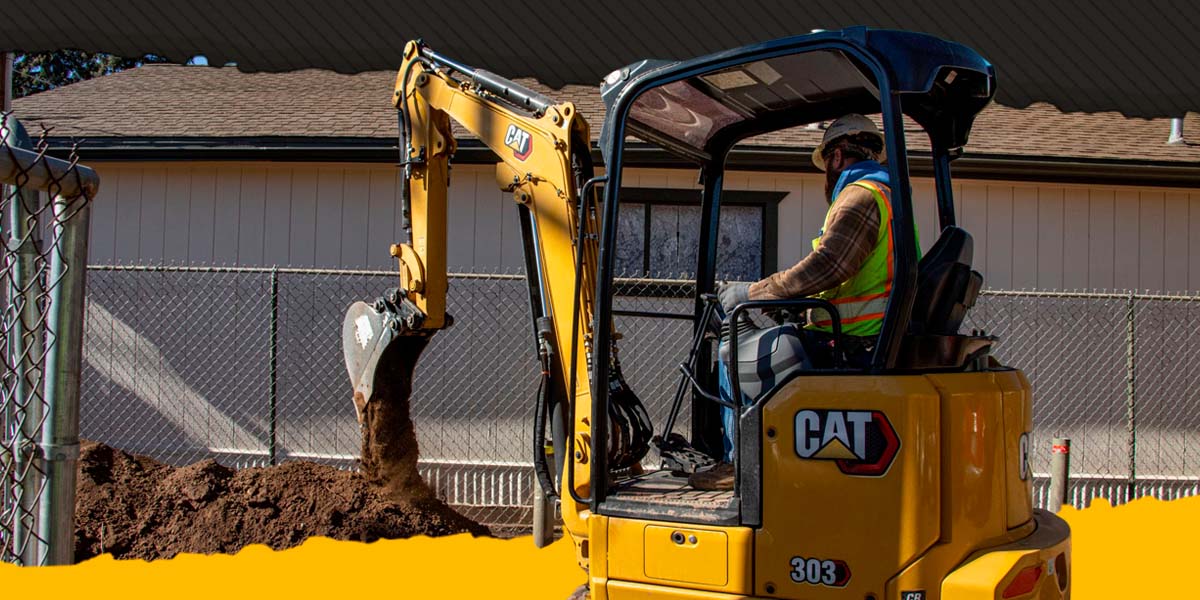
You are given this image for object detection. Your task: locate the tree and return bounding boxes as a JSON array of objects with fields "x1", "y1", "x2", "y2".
[{"x1": 13, "y1": 51, "x2": 172, "y2": 98}]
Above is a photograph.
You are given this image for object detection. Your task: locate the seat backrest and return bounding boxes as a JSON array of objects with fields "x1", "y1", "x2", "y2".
[{"x1": 909, "y1": 226, "x2": 982, "y2": 335}]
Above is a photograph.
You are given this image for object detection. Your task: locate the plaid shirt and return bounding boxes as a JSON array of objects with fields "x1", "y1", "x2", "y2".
[{"x1": 748, "y1": 184, "x2": 881, "y2": 301}]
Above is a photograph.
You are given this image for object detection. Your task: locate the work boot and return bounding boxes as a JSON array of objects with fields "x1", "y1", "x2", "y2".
[{"x1": 688, "y1": 462, "x2": 734, "y2": 491}]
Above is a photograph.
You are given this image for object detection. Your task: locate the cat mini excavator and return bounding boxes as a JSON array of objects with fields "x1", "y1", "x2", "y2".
[{"x1": 343, "y1": 28, "x2": 1070, "y2": 600}]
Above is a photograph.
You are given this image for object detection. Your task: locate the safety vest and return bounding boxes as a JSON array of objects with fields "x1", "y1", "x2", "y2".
[{"x1": 808, "y1": 180, "x2": 914, "y2": 337}]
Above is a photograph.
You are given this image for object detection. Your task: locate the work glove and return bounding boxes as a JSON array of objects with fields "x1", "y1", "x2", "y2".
[{"x1": 717, "y1": 281, "x2": 750, "y2": 317}]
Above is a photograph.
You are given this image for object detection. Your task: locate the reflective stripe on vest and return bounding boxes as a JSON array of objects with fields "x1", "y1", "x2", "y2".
[{"x1": 808, "y1": 180, "x2": 896, "y2": 337}]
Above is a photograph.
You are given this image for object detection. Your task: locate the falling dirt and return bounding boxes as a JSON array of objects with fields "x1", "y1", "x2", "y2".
[
  {"x1": 74, "y1": 440, "x2": 488, "y2": 561},
  {"x1": 358, "y1": 335, "x2": 433, "y2": 502}
]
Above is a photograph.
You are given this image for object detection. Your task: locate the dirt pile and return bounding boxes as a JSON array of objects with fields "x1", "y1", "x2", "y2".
[
  {"x1": 75, "y1": 440, "x2": 489, "y2": 561},
  {"x1": 75, "y1": 329, "x2": 466, "y2": 561}
]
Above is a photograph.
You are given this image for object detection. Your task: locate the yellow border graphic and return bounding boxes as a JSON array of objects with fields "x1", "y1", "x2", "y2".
[{"x1": 3, "y1": 495, "x2": 1197, "y2": 599}]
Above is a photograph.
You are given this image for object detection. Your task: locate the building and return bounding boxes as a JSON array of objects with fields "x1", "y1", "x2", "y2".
[
  {"x1": 13, "y1": 65, "x2": 1200, "y2": 514},
  {"x1": 14, "y1": 64, "x2": 1200, "y2": 291}
]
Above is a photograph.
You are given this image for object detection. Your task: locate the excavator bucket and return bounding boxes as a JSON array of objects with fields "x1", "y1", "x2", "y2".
[
  {"x1": 343, "y1": 294, "x2": 439, "y2": 499},
  {"x1": 345, "y1": 299, "x2": 398, "y2": 423},
  {"x1": 343, "y1": 289, "x2": 443, "y2": 414}
]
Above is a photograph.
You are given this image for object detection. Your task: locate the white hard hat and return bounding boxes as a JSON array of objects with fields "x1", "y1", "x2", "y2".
[{"x1": 811, "y1": 114, "x2": 886, "y2": 171}]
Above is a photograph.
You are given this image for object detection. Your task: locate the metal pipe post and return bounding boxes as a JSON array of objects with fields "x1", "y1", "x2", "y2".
[
  {"x1": 268, "y1": 267, "x2": 278, "y2": 465},
  {"x1": 3, "y1": 114, "x2": 45, "y2": 565},
  {"x1": 2, "y1": 52, "x2": 13, "y2": 112},
  {"x1": 37, "y1": 193, "x2": 91, "y2": 565},
  {"x1": 0, "y1": 145, "x2": 100, "y2": 200},
  {"x1": 1168, "y1": 117, "x2": 1184, "y2": 145},
  {"x1": 0, "y1": 115, "x2": 12, "y2": 562},
  {"x1": 1125, "y1": 292, "x2": 1137, "y2": 501},
  {"x1": 1049, "y1": 438, "x2": 1071, "y2": 513}
]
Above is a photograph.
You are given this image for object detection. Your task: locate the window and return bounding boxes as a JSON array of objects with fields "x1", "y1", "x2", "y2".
[{"x1": 614, "y1": 188, "x2": 785, "y2": 281}]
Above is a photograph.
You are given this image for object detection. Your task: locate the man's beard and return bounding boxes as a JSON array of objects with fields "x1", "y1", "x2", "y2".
[{"x1": 824, "y1": 166, "x2": 842, "y2": 204}]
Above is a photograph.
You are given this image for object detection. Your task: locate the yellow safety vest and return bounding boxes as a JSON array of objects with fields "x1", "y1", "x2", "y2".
[{"x1": 808, "y1": 180, "x2": 915, "y2": 337}]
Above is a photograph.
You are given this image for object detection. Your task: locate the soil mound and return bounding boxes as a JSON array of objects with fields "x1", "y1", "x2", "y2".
[{"x1": 75, "y1": 440, "x2": 488, "y2": 561}]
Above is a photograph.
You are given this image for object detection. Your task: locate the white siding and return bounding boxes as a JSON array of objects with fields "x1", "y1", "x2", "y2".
[
  {"x1": 732, "y1": 170, "x2": 1200, "y2": 294},
  {"x1": 86, "y1": 161, "x2": 1200, "y2": 293},
  {"x1": 236, "y1": 167, "x2": 267, "y2": 265},
  {"x1": 88, "y1": 162, "x2": 537, "y2": 271}
]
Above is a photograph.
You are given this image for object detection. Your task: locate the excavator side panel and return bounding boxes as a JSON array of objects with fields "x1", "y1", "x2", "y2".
[
  {"x1": 884, "y1": 371, "x2": 1032, "y2": 599},
  {"x1": 997, "y1": 370, "x2": 1035, "y2": 529},
  {"x1": 605, "y1": 517, "x2": 754, "y2": 595},
  {"x1": 605, "y1": 581, "x2": 753, "y2": 600},
  {"x1": 939, "y1": 509, "x2": 1071, "y2": 599},
  {"x1": 755, "y1": 375, "x2": 942, "y2": 599}
]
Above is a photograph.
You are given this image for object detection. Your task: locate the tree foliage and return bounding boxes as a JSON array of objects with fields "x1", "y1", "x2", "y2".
[{"x1": 13, "y1": 51, "x2": 171, "y2": 98}]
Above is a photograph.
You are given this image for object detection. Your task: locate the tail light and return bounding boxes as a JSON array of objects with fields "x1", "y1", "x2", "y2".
[{"x1": 1001, "y1": 564, "x2": 1043, "y2": 598}]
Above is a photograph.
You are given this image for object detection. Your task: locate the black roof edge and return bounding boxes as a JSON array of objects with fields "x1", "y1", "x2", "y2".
[{"x1": 40, "y1": 136, "x2": 1200, "y2": 189}]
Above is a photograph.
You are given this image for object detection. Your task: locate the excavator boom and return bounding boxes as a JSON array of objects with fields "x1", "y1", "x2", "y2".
[{"x1": 343, "y1": 40, "x2": 650, "y2": 556}]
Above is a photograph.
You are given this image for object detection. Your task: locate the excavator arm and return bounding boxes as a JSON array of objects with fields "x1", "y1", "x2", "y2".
[{"x1": 342, "y1": 40, "x2": 650, "y2": 552}]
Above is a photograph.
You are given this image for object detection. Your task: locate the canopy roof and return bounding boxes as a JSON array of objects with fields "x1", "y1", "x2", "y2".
[{"x1": 602, "y1": 29, "x2": 994, "y2": 161}]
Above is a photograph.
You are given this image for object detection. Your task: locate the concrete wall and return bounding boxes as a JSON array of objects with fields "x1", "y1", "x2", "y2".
[{"x1": 86, "y1": 160, "x2": 1200, "y2": 293}]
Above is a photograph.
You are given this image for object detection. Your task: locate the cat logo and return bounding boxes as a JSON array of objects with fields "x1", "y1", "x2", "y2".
[
  {"x1": 504, "y1": 124, "x2": 533, "y2": 160},
  {"x1": 794, "y1": 409, "x2": 900, "y2": 476}
]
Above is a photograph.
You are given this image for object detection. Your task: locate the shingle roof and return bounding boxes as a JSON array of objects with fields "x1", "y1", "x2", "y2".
[{"x1": 12, "y1": 64, "x2": 1200, "y2": 164}]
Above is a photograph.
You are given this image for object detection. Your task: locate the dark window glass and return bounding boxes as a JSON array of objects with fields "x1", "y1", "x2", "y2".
[
  {"x1": 615, "y1": 196, "x2": 764, "y2": 281},
  {"x1": 615, "y1": 203, "x2": 647, "y2": 276},
  {"x1": 716, "y1": 205, "x2": 763, "y2": 280},
  {"x1": 648, "y1": 204, "x2": 702, "y2": 278}
]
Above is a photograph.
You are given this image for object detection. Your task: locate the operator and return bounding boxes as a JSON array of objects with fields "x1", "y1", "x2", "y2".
[{"x1": 690, "y1": 113, "x2": 908, "y2": 491}]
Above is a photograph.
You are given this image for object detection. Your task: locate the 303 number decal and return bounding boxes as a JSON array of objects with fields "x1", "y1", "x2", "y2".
[{"x1": 788, "y1": 556, "x2": 851, "y2": 587}]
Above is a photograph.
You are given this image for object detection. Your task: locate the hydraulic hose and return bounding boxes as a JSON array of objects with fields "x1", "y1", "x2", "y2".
[
  {"x1": 532, "y1": 317, "x2": 559, "y2": 499},
  {"x1": 396, "y1": 55, "x2": 435, "y2": 241},
  {"x1": 397, "y1": 111, "x2": 411, "y2": 238},
  {"x1": 419, "y1": 46, "x2": 555, "y2": 117}
]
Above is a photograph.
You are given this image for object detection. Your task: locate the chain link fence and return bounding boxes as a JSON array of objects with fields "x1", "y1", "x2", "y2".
[
  {"x1": 81, "y1": 267, "x2": 698, "y2": 528},
  {"x1": 967, "y1": 290, "x2": 1200, "y2": 506},
  {"x1": 80, "y1": 264, "x2": 1200, "y2": 530},
  {"x1": 1, "y1": 113, "x2": 95, "y2": 565}
]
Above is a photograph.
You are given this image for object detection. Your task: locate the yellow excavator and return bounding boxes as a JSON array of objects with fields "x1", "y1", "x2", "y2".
[{"x1": 343, "y1": 27, "x2": 1070, "y2": 599}]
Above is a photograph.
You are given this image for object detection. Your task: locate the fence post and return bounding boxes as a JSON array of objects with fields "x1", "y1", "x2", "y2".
[
  {"x1": 1125, "y1": 291, "x2": 1137, "y2": 502},
  {"x1": 37, "y1": 191, "x2": 91, "y2": 565},
  {"x1": 1049, "y1": 438, "x2": 1071, "y2": 512},
  {"x1": 4, "y1": 113, "x2": 45, "y2": 565},
  {"x1": 269, "y1": 267, "x2": 279, "y2": 466}
]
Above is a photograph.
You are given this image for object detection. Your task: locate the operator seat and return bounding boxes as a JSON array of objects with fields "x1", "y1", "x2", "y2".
[
  {"x1": 899, "y1": 226, "x2": 989, "y2": 369},
  {"x1": 909, "y1": 226, "x2": 982, "y2": 335}
]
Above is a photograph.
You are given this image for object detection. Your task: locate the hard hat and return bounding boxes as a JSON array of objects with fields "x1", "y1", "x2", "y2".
[{"x1": 811, "y1": 114, "x2": 886, "y2": 171}]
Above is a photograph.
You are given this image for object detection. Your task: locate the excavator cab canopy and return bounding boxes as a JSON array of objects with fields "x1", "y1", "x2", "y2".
[
  {"x1": 595, "y1": 27, "x2": 996, "y2": 373},
  {"x1": 598, "y1": 27, "x2": 994, "y2": 164},
  {"x1": 585, "y1": 30, "x2": 998, "y2": 496}
]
